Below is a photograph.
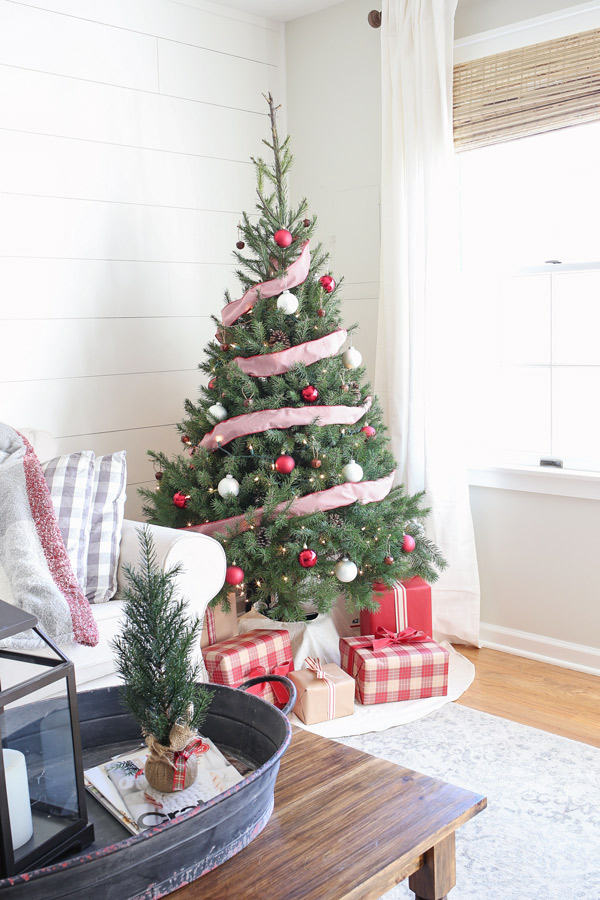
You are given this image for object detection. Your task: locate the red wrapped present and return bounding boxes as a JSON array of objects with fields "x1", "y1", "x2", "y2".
[
  {"x1": 360, "y1": 577, "x2": 432, "y2": 638},
  {"x1": 340, "y1": 627, "x2": 448, "y2": 705},
  {"x1": 203, "y1": 629, "x2": 293, "y2": 706},
  {"x1": 201, "y1": 598, "x2": 238, "y2": 649}
]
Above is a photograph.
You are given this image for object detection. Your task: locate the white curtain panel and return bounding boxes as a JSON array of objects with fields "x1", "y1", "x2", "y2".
[{"x1": 376, "y1": 0, "x2": 480, "y2": 645}]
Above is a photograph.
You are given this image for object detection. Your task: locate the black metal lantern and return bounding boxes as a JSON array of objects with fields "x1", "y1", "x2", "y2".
[{"x1": 0, "y1": 600, "x2": 94, "y2": 877}]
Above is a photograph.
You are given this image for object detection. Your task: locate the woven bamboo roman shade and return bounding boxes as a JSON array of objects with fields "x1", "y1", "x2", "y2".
[{"x1": 453, "y1": 27, "x2": 600, "y2": 150}]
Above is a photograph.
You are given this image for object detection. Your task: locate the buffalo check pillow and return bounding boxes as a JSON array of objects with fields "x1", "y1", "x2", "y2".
[
  {"x1": 85, "y1": 451, "x2": 127, "y2": 603},
  {"x1": 42, "y1": 451, "x2": 96, "y2": 589}
]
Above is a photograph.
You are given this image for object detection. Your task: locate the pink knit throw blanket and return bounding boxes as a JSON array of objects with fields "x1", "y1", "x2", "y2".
[{"x1": 0, "y1": 424, "x2": 98, "y2": 647}]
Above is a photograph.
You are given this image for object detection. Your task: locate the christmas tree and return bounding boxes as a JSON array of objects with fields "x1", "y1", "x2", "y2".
[
  {"x1": 141, "y1": 94, "x2": 445, "y2": 622},
  {"x1": 112, "y1": 527, "x2": 213, "y2": 748}
]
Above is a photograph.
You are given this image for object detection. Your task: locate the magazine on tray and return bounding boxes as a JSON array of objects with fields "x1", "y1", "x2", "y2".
[{"x1": 84, "y1": 737, "x2": 246, "y2": 835}]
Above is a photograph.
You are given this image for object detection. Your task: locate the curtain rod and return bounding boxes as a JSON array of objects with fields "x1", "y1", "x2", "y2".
[{"x1": 368, "y1": 9, "x2": 382, "y2": 27}]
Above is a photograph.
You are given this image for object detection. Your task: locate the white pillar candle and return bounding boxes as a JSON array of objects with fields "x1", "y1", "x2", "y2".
[{"x1": 3, "y1": 749, "x2": 33, "y2": 850}]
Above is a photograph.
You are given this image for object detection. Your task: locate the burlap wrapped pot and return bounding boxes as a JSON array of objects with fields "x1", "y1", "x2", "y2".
[{"x1": 144, "y1": 722, "x2": 200, "y2": 793}]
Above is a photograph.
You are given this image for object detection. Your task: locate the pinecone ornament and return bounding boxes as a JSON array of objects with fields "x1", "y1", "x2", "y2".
[
  {"x1": 349, "y1": 381, "x2": 361, "y2": 401},
  {"x1": 268, "y1": 329, "x2": 291, "y2": 350},
  {"x1": 328, "y1": 512, "x2": 344, "y2": 529},
  {"x1": 256, "y1": 527, "x2": 270, "y2": 548}
]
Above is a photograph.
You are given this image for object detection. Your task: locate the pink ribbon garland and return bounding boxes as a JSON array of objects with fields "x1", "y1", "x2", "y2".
[
  {"x1": 184, "y1": 469, "x2": 395, "y2": 537},
  {"x1": 172, "y1": 737, "x2": 209, "y2": 791},
  {"x1": 305, "y1": 656, "x2": 336, "y2": 720},
  {"x1": 232, "y1": 328, "x2": 347, "y2": 378},
  {"x1": 221, "y1": 241, "x2": 311, "y2": 326},
  {"x1": 201, "y1": 397, "x2": 373, "y2": 450}
]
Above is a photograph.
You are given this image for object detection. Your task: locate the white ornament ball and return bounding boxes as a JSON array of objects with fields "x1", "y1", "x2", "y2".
[
  {"x1": 208, "y1": 402, "x2": 227, "y2": 422},
  {"x1": 342, "y1": 346, "x2": 362, "y2": 369},
  {"x1": 276, "y1": 290, "x2": 299, "y2": 315},
  {"x1": 342, "y1": 459, "x2": 363, "y2": 483},
  {"x1": 218, "y1": 474, "x2": 240, "y2": 498},
  {"x1": 335, "y1": 558, "x2": 358, "y2": 583}
]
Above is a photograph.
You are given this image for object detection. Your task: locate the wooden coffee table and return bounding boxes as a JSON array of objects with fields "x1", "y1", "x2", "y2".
[{"x1": 170, "y1": 726, "x2": 486, "y2": 900}]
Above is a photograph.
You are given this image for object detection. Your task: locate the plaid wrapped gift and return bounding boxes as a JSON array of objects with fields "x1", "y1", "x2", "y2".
[
  {"x1": 360, "y1": 577, "x2": 432, "y2": 638},
  {"x1": 203, "y1": 629, "x2": 293, "y2": 706},
  {"x1": 339, "y1": 627, "x2": 449, "y2": 705}
]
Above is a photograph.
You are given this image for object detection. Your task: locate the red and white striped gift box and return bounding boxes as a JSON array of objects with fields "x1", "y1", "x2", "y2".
[
  {"x1": 203, "y1": 629, "x2": 293, "y2": 706},
  {"x1": 360, "y1": 577, "x2": 432, "y2": 638},
  {"x1": 339, "y1": 633, "x2": 449, "y2": 705},
  {"x1": 200, "y1": 599, "x2": 238, "y2": 649}
]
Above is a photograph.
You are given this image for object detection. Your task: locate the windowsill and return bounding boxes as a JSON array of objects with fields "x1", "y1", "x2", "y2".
[{"x1": 468, "y1": 463, "x2": 600, "y2": 501}]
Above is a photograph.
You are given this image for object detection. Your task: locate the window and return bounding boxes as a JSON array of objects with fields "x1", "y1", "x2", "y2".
[{"x1": 458, "y1": 121, "x2": 600, "y2": 473}]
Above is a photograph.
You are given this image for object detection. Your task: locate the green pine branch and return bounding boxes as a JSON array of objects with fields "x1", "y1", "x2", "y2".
[{"x1": 112, "y1": 527, "x2": 213, "y2": 746}]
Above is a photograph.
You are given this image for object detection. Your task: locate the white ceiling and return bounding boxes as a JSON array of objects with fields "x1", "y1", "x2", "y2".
[{"x1": 218, "y1": 0, "x2": 346, "y2": 23}]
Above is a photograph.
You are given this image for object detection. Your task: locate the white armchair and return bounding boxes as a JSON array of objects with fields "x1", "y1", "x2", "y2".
[{"x1": 18, "y1": 430, "x2": 226, "y2": 693}]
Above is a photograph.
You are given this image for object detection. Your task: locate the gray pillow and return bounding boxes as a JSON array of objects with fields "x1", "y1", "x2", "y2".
[
  {"x1": 85, "y1": 452, "x2": 127, "y2": 603},
  {"x1": 42, "y1": 451, "x2": 96, "y2": 588}
]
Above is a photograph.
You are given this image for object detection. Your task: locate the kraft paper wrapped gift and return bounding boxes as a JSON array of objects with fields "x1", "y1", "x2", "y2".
[
  {"x1": 340, "y1": 628, "x2": 449, "y2": 705},
  {"x1": 203, "y1": 629, "x2": 293, "y2": 706},
  {"x1": 360, "y1": 577, "x2": 432, "y2": 638},
  {"x1": 201, "y1": 598, "x2": 239, "y2": 649},
  {"x1": 289, "y1": 657, "x2": 355, "y2": 725}
]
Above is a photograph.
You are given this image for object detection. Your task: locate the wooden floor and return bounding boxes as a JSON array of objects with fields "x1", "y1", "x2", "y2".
[{"x1": 453, "y1": 646, "x2": 600, "y2": 748}]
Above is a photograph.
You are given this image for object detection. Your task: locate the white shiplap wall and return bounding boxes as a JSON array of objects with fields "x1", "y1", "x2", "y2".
[{"x1": 0, "y1": 0, "x2": 284, "y2": 518}]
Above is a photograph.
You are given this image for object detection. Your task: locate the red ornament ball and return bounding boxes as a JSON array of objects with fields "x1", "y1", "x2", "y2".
[
  {"x1": 236, "y1": 240, "x2": 245, "y2": 249},
  {"x1": 317, "y1": 308, "x2": 325, "y2": 318},
  {"x1": 155, "y1": 471, "x2": 163, "y2": 481},
  {"x1": 303, "y1": 218, "x2": 311, "y2": 228},
  {"x1": 208, "y1": 379, "x2": 216, "y2": 389},
  {"x1": 275, "y1": 454, "x2": 295, "y2": 474},
  {"x1": 244, "y1": 398, "x2": 253, "y2": 407},
  {"x1": 319, "y1": 275, "x2": 336, "y2": 294},
  {"x1": 402, "y1": 534, "x2": 416, "y2": 553},
  {"x1": 298, "y1": 548, "x2": 318, "y2": 568},
  {"x1": 181, "y1": 435, "x2": 191, "y2": 444},
  {"x1": 222, "y1": 344, "x2": 230, "y2": 352},
  {"x1": 274, "y1": 228, "x2": 293, "y2": 248},
  {"x1": 384, "y1": 555, "x2": 394, "y2": 566},
  {"x1": 225, "y1": 565, "x2": 245, "y2": 585},
  {"x1": 311, "y1": 458, "x2": 322, "y2": 469},
  {"x1": 173, "y1": 491, "x2": 188, "y2": 509},
  {"x1": 361, "y1": 425, "x2": 376, "y2": 437},
  {"x1": 301, "y1": 385, "x2": 319, "y2": 402}
]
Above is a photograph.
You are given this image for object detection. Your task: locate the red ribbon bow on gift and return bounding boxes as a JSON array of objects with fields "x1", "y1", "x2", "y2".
[
  {"x1": 305, "y1": 657, "x2": 336, "y2": 720},
  {"x1": 344, "y1": 627, "x2": 433, "y2": 682},
  {"x1": 369, "y1": 626, "x2": 431, "y2": 651},
  {"x1": 241, "y1": 662, "x2": 294, "y2": 708},
  {"x1": 172, "y1": 736, "x2": 209, "y2": 791}
]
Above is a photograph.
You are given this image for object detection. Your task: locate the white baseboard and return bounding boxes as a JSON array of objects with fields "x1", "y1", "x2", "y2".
[{"x1": 479, "y1": 622, "x2": 600, "y2": 677}]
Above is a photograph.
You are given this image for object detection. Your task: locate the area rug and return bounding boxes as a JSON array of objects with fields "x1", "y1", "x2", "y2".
[{"x1": 339, "y1": 703, "x2": 600, "y2": 900}]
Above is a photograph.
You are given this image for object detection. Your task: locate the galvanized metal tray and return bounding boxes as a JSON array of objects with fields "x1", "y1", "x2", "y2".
[{"x1": 0, "y1": 678, "x2": 294, "y2": 900}]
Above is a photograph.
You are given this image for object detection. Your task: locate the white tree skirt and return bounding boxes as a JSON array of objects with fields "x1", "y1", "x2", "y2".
[{"x1": 238, "y1": 608, "x2": 475, "y2": 737}]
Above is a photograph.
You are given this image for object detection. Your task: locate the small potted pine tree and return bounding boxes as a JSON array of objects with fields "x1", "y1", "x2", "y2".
[{"x1": 112, "y1": 527, "x2": 213, "y2": 792}]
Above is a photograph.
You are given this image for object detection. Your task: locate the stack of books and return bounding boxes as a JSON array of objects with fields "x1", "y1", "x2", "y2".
[{"x1": 84, "y1": 738, "x2": 247, "y2": 835}]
